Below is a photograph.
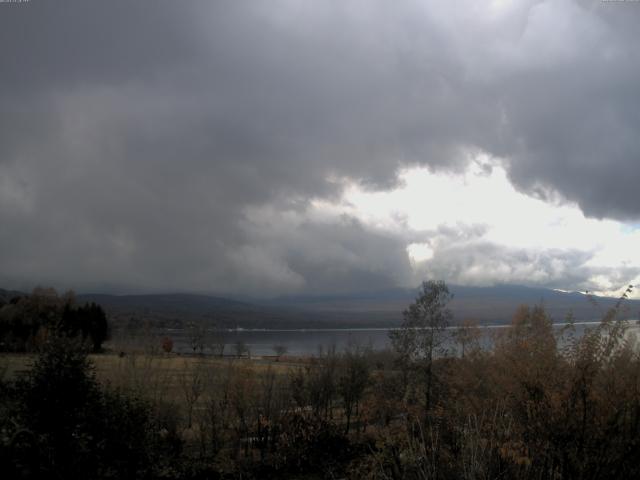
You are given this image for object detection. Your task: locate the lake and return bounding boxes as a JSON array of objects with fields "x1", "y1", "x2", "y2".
[{"x1": 150, "y1": 320, "x2": 639, "y2": 356}]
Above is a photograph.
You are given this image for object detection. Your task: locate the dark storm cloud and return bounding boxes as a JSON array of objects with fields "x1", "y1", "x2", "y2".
[
  {"x1": 493, "y1": 1, "x2": 640, "y2": 219},
  {"x1": 1, "y1": 0, "x2": 639, "y2": 294}
]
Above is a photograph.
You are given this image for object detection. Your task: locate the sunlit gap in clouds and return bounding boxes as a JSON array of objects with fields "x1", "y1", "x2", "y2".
[{"x1": 313, "y1": 156, "x2": 640, "y2": 298}]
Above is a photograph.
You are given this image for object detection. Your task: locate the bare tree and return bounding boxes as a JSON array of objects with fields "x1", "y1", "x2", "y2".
[
  {"x1": 209, "y1": 325, "x2": 227, "y2": 357},
  {"x1": 338, "y1": 343, "x2": 371, "y2": 433},
  {"x1": 453, "y1": 319, "x2": 482, "y2": 358},
  {"x1": 389, "y1": 280, "x2": 452, "y2": 413},
  {"x1": 180, "y1": 359, "x2": 205, "y2": 428},
  {"x1": 200, "y1": 361, "x2": 236, "y2": 457},
  {"x1": 234, "y1": 340, "x2": 248, "y2": 359},
  {"x1": 187, "y1": 322, "x2": 207, "y2": 355}
]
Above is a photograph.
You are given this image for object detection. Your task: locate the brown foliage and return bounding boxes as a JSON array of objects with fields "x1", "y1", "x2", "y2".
[{"x1": 7, "y1": 284, "x2": 640, "y2": 479}]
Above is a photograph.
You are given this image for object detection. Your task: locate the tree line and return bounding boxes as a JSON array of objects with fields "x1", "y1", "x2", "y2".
[{"x1": 0, "y1": 287, "x2": 109, "y2": 353}]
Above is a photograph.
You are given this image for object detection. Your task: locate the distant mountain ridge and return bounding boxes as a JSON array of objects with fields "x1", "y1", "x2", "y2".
[
  {"x1": 267, "y1": 284, "x2": 639, "y2": 324},
  {"x1": 78, "y1": 293, "x2": 251, "y2": 312},
  {"x1": 1, "y1": 285, "x2": 638, "y2": 329}
]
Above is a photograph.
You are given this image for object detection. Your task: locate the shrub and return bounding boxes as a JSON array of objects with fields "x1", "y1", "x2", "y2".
[{"x1": 4, "y1": 334, "x2": 181, "y2": 479}]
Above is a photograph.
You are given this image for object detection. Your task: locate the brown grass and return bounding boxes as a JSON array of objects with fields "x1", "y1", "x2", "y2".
[{"x1": 1, "y1": 352, "x2": 297, "y2": 390}]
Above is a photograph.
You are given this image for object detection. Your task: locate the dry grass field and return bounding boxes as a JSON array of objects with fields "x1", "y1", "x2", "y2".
[
  {"x1": 1, "y1": 351, "x2": 301, "y2": 422},
  {"x1": 1, "y1": 351, "x2": 298, "y2": 382}
]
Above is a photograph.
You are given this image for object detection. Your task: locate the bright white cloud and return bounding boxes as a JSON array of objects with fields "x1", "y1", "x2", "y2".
[
  {"x1": 312, "y1": 158, "x2": 640, "y2": 298},
  {"x1": 407, "y1": 243, "x2": 434, "y2": 263}
]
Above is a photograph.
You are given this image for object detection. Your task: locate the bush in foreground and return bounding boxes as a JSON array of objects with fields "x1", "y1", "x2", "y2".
[{"x1": 1, "y1": 334, "x2": 181, "y2": 479}]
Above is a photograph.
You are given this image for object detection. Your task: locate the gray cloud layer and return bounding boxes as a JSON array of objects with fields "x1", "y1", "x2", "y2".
[{"x1": 1, "y1": 1, "x2": 639, "y2": 294}]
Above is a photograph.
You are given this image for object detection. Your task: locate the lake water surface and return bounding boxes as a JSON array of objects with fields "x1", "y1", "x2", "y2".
[{"x1": 157, "y1": 321, "x2": 638, "y2": 356}]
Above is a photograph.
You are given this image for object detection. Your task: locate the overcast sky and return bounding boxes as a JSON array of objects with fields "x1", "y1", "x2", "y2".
[{"x1": 1, "y1": 0, "x2": 640, "y2": 297}]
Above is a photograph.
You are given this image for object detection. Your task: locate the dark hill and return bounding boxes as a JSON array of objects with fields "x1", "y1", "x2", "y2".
[
  {"x1": 3, "y1": 285, "x2": 638, "y2": 329},
  {"x1": 265, "y1": 284, "x2": 639, "y2": 325}
]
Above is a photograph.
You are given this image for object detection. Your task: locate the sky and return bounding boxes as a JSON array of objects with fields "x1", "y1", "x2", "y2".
[{"x1": 1, "y1": 0, "x2": 640, "y2": 298}]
